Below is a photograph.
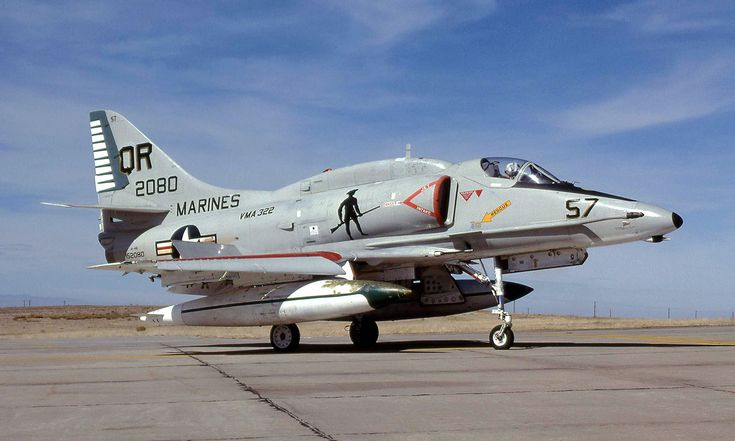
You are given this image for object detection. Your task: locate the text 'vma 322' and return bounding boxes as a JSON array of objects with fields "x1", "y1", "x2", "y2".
[{"x1": 47, "y1": 110, "x2": 682, "y2": 351}]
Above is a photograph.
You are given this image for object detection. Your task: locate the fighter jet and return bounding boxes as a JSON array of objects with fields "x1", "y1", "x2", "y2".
[{"x1": 46, "y1": 110, "x2": 682, "y2": 351}]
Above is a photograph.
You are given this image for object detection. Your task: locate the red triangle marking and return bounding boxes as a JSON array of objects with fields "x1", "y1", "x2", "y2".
[
  {"x1": 460, "y1": 191, "x2": 473, "y2": 201},
  {"x1": 402, "y1": 176, "x2": 450, "y2": 225},
  {"x1": 475, "y1": 189, "x2": 483, "y2": 197}
]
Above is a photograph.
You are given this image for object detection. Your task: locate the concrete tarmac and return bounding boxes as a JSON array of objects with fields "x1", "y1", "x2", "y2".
[{"x1": 1, "y1": 327, "x2": 734, "y2": 440}]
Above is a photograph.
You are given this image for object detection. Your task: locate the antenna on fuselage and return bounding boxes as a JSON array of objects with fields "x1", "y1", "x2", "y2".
[{"x1": 405, "y1": 143, "x2": 411, "y2": 160}]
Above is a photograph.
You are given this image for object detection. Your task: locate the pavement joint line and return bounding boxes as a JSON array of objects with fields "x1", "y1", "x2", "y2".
[
  {"x1": 0, "y1": 353, "x2": 192, "y2": 364},
  {"x1": 0, "y1": 377, "x2": 214, "y2": 387},
  {"x1": 0, "y1": 363, "x2": 199, "y2": 373},
  {"x1": 683, "y1": 383, "x2": 735, "y2": 396},
  {"x1": 334, "y1": 416, "x2": 735, "y2": 437},
  {"x1": 163, "y1": 343, "x2": 337, "y2": 441},
  {"x1": 1, "y1": 398, "x2": 252, "y2": 410},
  {"x1": 401, "y1": 347, "x2": 476, "y2": 352},
  {"x1": 306, "y1": 385, "x2": 691, "y2": 400},
  {"x1": 153, "y1": 436, "x2": 320, "y2": 441},
  {"x1": 156, "y1": 435, "x2": 314, "y2": 441}
]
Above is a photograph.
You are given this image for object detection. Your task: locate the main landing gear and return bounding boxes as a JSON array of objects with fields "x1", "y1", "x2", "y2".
[
  {"x1": 458, "y1": 258, "x2": 515, "y2": 350},
  {"x1": 270, "y1": 324, "x2": 300, "y2": 352},
  {"x1": 270, "y1": 319, "x2": 380, "y2": 351},
  {"x1": 349, "y1": 317, "x2": 379, "y2": 348}
]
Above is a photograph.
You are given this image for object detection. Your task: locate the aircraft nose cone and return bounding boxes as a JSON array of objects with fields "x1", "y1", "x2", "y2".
[{"x1": 672, "y1": 212, "x2": 683, "y2": 229}]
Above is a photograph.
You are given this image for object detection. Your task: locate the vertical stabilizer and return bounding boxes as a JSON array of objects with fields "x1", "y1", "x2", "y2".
[
  {"x1": 89, "y1": 110, "x2": 236, "y2": 209},
  {"x1": 87, "y1": 110, "x2": 261, "y2": 262}
]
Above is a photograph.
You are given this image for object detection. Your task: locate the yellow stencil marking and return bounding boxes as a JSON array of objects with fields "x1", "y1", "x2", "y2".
[{"x1": 481, "y1": 200, "x2": 511, "y2": 223}]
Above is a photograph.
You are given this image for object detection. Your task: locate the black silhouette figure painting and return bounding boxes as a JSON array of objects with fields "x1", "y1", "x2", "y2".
[
  {"x1": 330, "y1": 189, "x2": 380, "y2": 239},
  {"x1": 337, "y1": 189, "x2": 366, "y2": 239}
]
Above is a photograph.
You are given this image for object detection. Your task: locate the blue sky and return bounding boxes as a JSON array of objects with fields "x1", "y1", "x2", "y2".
[{"x1": 1, "y1": 0, "x2": 733, "y2": 317}]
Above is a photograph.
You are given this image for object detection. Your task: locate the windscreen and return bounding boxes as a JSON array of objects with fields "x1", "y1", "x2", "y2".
[
  {"x1": 518, "y1": 164, "x2": 560, "y2": 185},
  {"x1": 481, "y1": 157, "x2": 561, "y2": 185}
]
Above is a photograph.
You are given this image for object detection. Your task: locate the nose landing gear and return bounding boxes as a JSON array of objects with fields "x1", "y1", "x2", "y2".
[
  {"x1": 488, "y1": 256, "x2": 514, "y2": 350},
  {"x1": 456, "y1": 257, "x2": 515, "y2": 350}
]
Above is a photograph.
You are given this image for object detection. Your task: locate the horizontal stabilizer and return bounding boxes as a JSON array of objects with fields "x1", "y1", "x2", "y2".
[{"x1": 42, "y1": 202, "x2": 169, "y2": 214}]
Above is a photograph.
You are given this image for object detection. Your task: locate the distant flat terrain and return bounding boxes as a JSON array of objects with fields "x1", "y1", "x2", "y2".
[{"x1": 1, "y1": 305, "x2": 732, "y2": 340}]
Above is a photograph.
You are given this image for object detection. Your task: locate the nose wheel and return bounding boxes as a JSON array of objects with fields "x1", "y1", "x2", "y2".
[{"x1": 490, "y1": 319, "x2": 514, "y2": 350}]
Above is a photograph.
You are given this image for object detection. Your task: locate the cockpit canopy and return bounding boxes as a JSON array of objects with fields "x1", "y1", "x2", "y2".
[{"x1": 480, "y1": 157, "x2": 561, "y2": 185}]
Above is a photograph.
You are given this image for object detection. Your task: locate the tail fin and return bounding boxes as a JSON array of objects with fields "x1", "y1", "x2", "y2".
[
  {"x1": 90, "y1": 110, "x2": 231, "y2": 208},
  {"x1": 89, "y1": 110, "x2": 258, "y2": 263}
]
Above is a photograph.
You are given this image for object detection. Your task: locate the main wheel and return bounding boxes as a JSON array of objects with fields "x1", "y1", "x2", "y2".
[
  {"x1": 490, "y1": 324, "x2": 514, "y2": 350},
  {"x1": 349, "y1": 317, "x2": 379, "y2": 348},
  {"x1": 270, "y1": 324, "x2": 300, "y2": 352}
]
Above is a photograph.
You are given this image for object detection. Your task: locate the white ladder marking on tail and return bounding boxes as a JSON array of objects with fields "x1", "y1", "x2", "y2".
[
  {"x1": 95, "y1": 174, "x2": 115, "y2": 185},
  {"x1": 90, "y1": 120, "x2": 116, "y2": 193},
  {"x1": 95, "y1": 166, "x2": 113, "y2": 175},
  {"x1": 96, "y1": 182, "x2": 116, "y2": 191}
]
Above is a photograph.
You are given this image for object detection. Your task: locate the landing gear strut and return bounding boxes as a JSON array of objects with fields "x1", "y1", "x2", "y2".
[
  {"x1": 487, "y1": 257, "x2": 513, "y2": 350},
  {"x1": 270, "y1": 324, "x2": 300, "y2": 352},
  {"x1": 457, "y1": 258, "x2": 514, "y2": 350},
  {"x1": 350, "y1": 317, "x2": 379, "y2": 348}
]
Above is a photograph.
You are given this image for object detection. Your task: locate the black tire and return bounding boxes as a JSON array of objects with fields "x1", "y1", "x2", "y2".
[
  {"x1": 490, "y1": 324, "x2": 514, "y2": 350},
  {"x1": 270, "y1": 324, "x2": 300, "y2": 352},
  {"x1": 349, "y1": 317, "x2": 379, "y2": 348}
]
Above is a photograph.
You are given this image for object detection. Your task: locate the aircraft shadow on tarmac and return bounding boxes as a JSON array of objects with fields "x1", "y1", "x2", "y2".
[
  {"x1": 167, "y1": 339, "x2": 728, "y2": 356},
  {"x1": 170, "y1": 340, "x2": 487, "y2": 355}
]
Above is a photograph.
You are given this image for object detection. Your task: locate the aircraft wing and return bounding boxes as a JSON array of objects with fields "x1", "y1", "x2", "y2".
[
  {"x1": 166, "y1": 240, "x2": 345, "y2": 275},
  {"x1": 90, "y1": 242, "x2": 346, "y2": 290},
  {"x1": 157, "y1": 255, "x2": 345, "y2": 276}
]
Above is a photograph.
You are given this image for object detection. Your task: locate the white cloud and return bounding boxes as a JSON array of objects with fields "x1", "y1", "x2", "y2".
[
  {"x1": 0, "y1": 0, "x2": 112, "y2": 27},
  {"x1": 548, "y1": 56, "x2": 735, "y2": 137},
  {"x1": 324, "y1": 0, "x2": 496, "y2": 46},
  {"x1": 604, "y1": 0, "x2": 735, "y2": 34}
]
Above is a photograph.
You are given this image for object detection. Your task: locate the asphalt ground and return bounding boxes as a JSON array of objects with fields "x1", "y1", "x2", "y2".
[{"x1": 1, "y1": 327, "x2": 734, "y2": 440}]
